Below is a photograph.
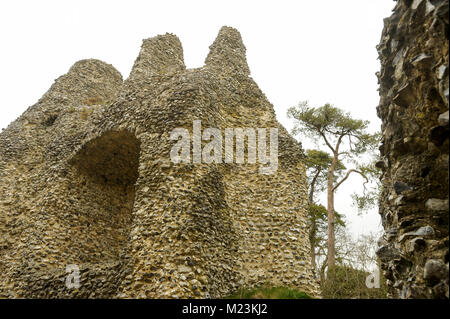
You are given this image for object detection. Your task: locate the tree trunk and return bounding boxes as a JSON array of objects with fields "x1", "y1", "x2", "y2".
[
  {"x1": 308, "y1": 169, "x2": 320, "y2": 276},
  {"x1": 309, "y1": 217, "x2": 317, "y2": 274},
  {"x1": 319, "y1": 254, "x2": 328, "y2": 284},
  {"x1": 327, "y1": 154, "x2": 337, "y2": 270},
  {"x1": 310, "y1": 242, "x2": 316, "y2": 274},
  {"x1": 308, "y1": 171, "x2": 318, "y2": 203}
]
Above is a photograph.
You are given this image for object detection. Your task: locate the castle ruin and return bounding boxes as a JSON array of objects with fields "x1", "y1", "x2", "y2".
[
  {"x1": 0, "y1": 27, "x2": 319, "y2": 298},
  {"x1": 376, "y1": 0, "x2": 449, "y2": 298}
]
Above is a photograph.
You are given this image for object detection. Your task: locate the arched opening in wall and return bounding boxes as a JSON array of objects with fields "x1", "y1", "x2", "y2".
[{"x1": 67, "y1": 130, "x2": 140, "y2": 265}]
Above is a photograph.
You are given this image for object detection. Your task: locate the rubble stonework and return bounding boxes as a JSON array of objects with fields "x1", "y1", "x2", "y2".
[
  {"x1": 0, "y1": 27, "x2": 319, "y2": 298},
  {"x1": 376, "y1": 0, "x2": 449, "y2": 298}
]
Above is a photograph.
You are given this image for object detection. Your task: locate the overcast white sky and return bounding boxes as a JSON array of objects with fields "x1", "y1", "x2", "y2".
[{"x1": 0, "y1": 0, "x2": 395, "y2": 238}]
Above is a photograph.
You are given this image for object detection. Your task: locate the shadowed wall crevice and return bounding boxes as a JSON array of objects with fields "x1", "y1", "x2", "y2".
[{"x1": 67, "y1": 130, "x2": 140, "y2": 266}]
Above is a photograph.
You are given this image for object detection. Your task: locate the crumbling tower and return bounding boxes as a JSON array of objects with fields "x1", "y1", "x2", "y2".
[{"x1": 0, "y1": 27, "x2": 319, "y2": 298}]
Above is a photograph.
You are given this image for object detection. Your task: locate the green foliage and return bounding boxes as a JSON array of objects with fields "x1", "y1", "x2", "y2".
[
  {"x1": 288, "y1": 100, "x2": 384, "y2": 296},
  {"x1": 288, "y1": 101, "x2": 381, "y2": 212},
  {"x1": 309, "y1": 203, "x2": 345, "y2": 228},
  {"x1": 349, "y1": 160, "x2": 382, "y2": 213},
  {"x1": 305, "y1": 149, "x2": 336, "y2": 170},
  {"x1": 225, "y1": 286, "x2": 312, "y2": 299},
  {"x1": 305, "y1": 149, "x2": 346, "y2": 199},
  {"x1": 351, "y1": 189, "x2": 379, "y2": 212},
  {"x1": 308, "y1": 203, "x2": 345, "y2": 248},
  {"x1": 321, "y1": 265, "x2": 387, "y2": 299},
  {"x1": 287, "y1": 102, "x2": 374, "y2": 156}
]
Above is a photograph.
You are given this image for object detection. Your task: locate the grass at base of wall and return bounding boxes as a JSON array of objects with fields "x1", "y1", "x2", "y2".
[{"x1": 224, "y1": 286, "x2": 313, "y2": 299}]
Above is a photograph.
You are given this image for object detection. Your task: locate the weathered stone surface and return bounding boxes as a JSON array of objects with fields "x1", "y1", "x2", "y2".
[
  {"x1": 398, "y1": 226, "x2": 435, "y2": 242},
  {"x1": 425, "y1": 198, "x2": 449, "y2": 211},
  {"x1": 438, "y1": 111, "x2": 449, "y2": 126},
  {"x1": 376, "y1": 0, "x2": 449, "y2": 298},
  {"x1": 393, "y1": 181, "x2": 413, "y2": 195},
  {"x1": 376, "y1": 245, "x2": 402, "y2": 262},
  {"x1": 0, "y1": 27, "x2": 319, "y2": 298},
  {"x1": 405, "y1": 237, "x2": 426, "y2": 253},
  {"x1": 423, "y1": 259, "x2": 448, "y2": 286}
]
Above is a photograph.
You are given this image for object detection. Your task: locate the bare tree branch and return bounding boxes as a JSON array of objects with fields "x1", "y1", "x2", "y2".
[
  {"x1": 319, "y1": 131, "x2": 336, "y2": 153},
  {"x1": 333, "y1": 169, "x2": 368, "y2": 192}
]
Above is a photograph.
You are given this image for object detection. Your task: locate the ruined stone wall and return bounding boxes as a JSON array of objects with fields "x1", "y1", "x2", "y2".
[
  {"x1": 0, "y1": 27, "x2": 319, "y2": 298},
  {"x1": 376, "y1": 0, "x2": 449, "y2": 298}
]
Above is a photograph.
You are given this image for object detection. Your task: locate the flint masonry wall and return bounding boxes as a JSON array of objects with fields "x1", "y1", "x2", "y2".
[
  {"x1": 0, "y1": 27, "x2": 319, "y2": 298},
  {"x1": 376, "y1": 0, "x2": 449, "y2": 298}
]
